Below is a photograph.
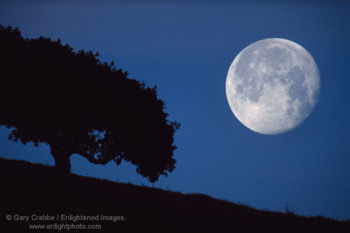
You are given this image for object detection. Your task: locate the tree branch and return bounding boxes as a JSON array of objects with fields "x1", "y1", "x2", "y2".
[{"x1": 75, "y1": 149, "x2": 110, "y2": 165}]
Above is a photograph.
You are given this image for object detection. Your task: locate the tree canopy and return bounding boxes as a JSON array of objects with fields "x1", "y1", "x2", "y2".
[{"x1": 0, "y1": 25, "x2": 180, "y2": 182}]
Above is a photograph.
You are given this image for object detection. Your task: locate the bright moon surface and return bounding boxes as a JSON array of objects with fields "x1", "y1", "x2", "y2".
[{"x1": 226, "y1": 38, "x2": 320, "y2": 135}]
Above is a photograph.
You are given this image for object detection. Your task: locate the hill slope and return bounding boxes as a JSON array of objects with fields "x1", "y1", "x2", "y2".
[{"x1": 0, "y1": 158, "x2": 349, "y2": 233}]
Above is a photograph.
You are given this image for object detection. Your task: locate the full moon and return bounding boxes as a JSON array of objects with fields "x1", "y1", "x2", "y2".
[{"x1": 226, "y1": 38, "x2": 320, "y2": 135}]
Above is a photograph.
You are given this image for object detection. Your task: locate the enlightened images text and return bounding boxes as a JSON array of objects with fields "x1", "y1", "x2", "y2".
[{"x1": 11, "y1": 214, "x2": 125, "y2": 223}]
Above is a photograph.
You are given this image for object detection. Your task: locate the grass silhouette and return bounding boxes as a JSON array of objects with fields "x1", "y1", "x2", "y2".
[{"x1": 0, "y1": 158, "x2": 349, "y2": 233}]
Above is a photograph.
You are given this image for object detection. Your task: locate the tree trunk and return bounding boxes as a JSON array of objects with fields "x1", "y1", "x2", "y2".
[{"x1": 51, "y1": 146, "x2": 72, "y2": 173}]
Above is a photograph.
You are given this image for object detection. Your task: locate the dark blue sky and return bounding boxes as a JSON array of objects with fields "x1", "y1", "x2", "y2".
[{"x1": 1, "y1": 1, "x2": 349, "y2": 220}]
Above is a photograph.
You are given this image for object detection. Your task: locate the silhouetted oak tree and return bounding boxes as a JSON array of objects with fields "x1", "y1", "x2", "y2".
[{"x1": 0, "y1": 25, "x2": 180, "y2": 182}]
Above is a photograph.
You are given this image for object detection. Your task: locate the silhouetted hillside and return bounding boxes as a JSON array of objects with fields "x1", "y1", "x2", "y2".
[{"x1": 0, "y1": 158, "x2": 349, "y2": 233}]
